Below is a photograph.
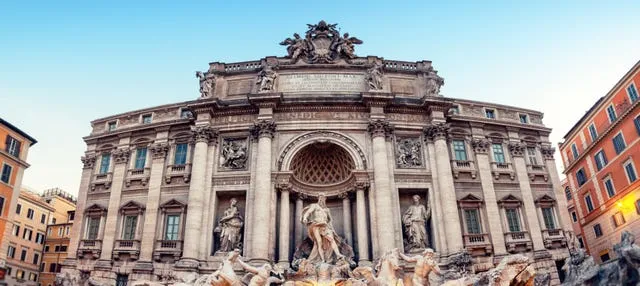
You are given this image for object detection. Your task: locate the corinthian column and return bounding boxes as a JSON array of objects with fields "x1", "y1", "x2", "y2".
[
  {"x1": 471, "y1": 138, "x2": 506, "y2": 255},
  {"x1": 339, "y1": 192, "x2": 353, "y2": 246},
  {"x1": 354, "y1": 182, "x2": 370, "y2": 262},
  {"x1": 541, "y1": 146, "x2": 572, "y2": 231},
  {"x1": 179, "y1": 125, "x2": 217, "y2": 267},
  {"x1": 367, "y1": 119, "x2": 396, "y2": 252},
  {"x1": 425, "y1": 123, "x2": 463, "y2": 253},
  {"x1": 99, "y1": 147, "x2": 131, "y2": 261},
  {"x1": 251, "y1": 120, "x2": 276, "y2": 262},
  {"x1": 277, "y1": 184, "x2": 291, "y2": 264},
  {"x1": 508, "y1": 142, "x2": 545, "y2": 250},
  {"x1": 67, "y1": 154, "x2": 97, "y2": 261}
]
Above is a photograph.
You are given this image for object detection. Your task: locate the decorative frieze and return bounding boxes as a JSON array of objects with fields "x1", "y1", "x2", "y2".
[
  {"x1": 424, "y1": 122, "x2": 449, "y2": 141},
  {"x1": 81, "y1": 155, "x2": 97, "y2": 169},
  {"x1": 191, "y1": 125, "x2": 218, "y2": 144},
  {"x1": 471, "y1": 138, "x2": 491, "y2": 154},
  {"x1": 149, "y1": 142, "x2": 170, "y2": 159},
  {"x1": 112, "y1": 148, "x2": 131, "y2": 164},
  {"x1": 252, "y1": 120, "x2": 277, "y2": 139},
  {"x1": 395, "y1": 137, "x2": 423, "y2": 168},
  {"x1": 507, "y1": 142, "x2": 526, "y2": 157},
  {"x1": 367, "y1": 119, "x2": 393, "y2": 139},
  {"x1": 540, "y1": 146, "x2": 555, "y2": 160}
]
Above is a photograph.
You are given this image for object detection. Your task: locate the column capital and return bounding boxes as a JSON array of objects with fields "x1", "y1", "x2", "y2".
[
  {"x1": 424, "y1": 122, "x2": 450, "y2": 141},
  {"x1": 507, "y1": 141, "x2": 526, "y2": 157},
  {"x1": 81, "y1": 154, "x2": 97, "y2": 169},
  {"x1": 293, "y1": 191, "x2": 308, "y2": 201},
  {"x1": 540, "y1": 146, "x2": 555, "y2": 160},
  {"x1": 252, "y1": 120, "x2": 277, "y2": 139},
  {"x1": 354, "y1": 180, "x2": 370, "y2": 191},
  {"x1": 471, "y1": 138, "x2": 491, "y2": 154},
  {"x1": 149, "y1": 142, "x2": 170, "y2": 159},
  {"x1": 191, "y1": 125, "x2": 219, "y2": 144},
  {"x1": 112, "y1": 148, "x2": 131, "y2": 164},
  {"x1": 367, "y1": 119, "x2": 393, "y2": 139},
  {"x1": 276, "y1": 182, "x2": 292, "y2": 192},
  {"x1": 338, "y1": 191, "x2": 352, "y2": 200}
]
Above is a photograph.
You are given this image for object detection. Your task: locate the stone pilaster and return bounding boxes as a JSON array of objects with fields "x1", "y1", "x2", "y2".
[
  {"x1": 425, "y1": 123, "x2": 464, "y2": 253},
  {"x1": 425, "y1": 140, "x2": 447, "y2": 253},
  {"x1": 294, "y1": 193, "x2": 306, "y2": 246},
  {"x1": 367, "y1": 119, "x2": 396, "y2": 252},
  {"x1": 541, "y1": 146, "x2": 572, "y2": 231},
  {"x1": 508, "y1": 142, "x2": 545, "y2": 251},
  {"x1": 277, "y1": 185, "x2": 291, "y2": 264},
  {"x1": 99, "y1": 147, "x2": 131, "y2": 261},
  {"x1": 200, "y1": 141, "x2": 217, "y2": 260},
  {"x1": 339, "y1": 192, "x2": 353, "y2": 246},
  {"x1": 471, "y1": 138, "x2": 507, "y2": 255},
  {"x1": 250, "y1": 119, "x2": 276, "y2": 262},
  {"x1": 137, "y1": 142, "x2": 169, "y2": 264},
  {"x1": 179, "y1": 125, "x2": 218, "y2": 267},
  {"x1": 67, "y1": 154, "x2": 97, "y2": 261},
  {"x1": 355, "y1": 182, "x2": 370, "y2": 262}
]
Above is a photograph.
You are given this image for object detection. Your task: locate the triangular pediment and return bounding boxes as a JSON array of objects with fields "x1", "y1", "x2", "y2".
[
  {"x1": 84, "y1": 204, "x2": 107, "y2": 215},
  {"x1": 498, "y1": 194, "x2": 522, "y2": 203},
  {"x1": 159, "y1": 199, "x2": 186, "y2": 210},
  {"x1": 535, "y1": 194, "x2": 555, "y2": 203},
  {"x1": 459, "y1": 194, "x2": 483, "y2": 202},
  {"x1": 120, "y1": 200, "x2": 145, "y2": 212}
]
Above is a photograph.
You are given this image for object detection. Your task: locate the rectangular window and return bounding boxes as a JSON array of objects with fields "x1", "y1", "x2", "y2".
[
  {"x1": 40, "y1": 262, "x2": 44, "y2": 272},
  {"x1": 165, "y1": 215, "x2": 180, "y2": 240},
  {"x1": 60, "y1": 245, "x2": 67, "y2": 252},
  {"x1": 134, "y1": 148, "x2": 147, "y2": 169},
  {"x1": 40, "y1": 214, "x2": 46, "y2": 224},
  {"x1": 49, "y1": 263, "x2": 56, "y2": 272},
  {"x1": 613, "y1": 133, "x2": 626, "y2": 154},
  {"x1": 464, "y1": 209, "x2": 481, "y2": 234},
  {"x1": 16, "y1": 203, "x2": 21, "y2": 214},
  {"x1": 578, "y1": 237, "x2": 585, "y2": 248},
  {"x1": 505, "y1": 208, "x2": 521, "y2": 232},
  {"x1": 27, "y1": 208, "x2": 34, "y2": 219},
  {"x1": 29, "y1": 272, "x2": 37, "y2": 281},
  {"x1": 604, "y1": 177, "x2": 615, "y2": 198},
  {"x1": 571, "y1": 143, "x2": 579, "y2": 160},
  {"x1": 571, "y1": 211, "x2": 578, "y2": 222},
  {"x1": 625, "y1": 161, "x2": 637, "y2": 183},
  {"x1": 576, "y1": 168, "x2": 587, "y2": 186},
  {"x1": 7, "y1": 245, "x2": 15, "y2": 258},
  {"x1": 541, "y1": 207, "x2": 555, "y2": 229},
  {"x1": 33, "y1": 253, "x2": 39, "y2": 265},
  {"x1": 585, "y1": 194, "x2": 594, "y2": 212},
  {"x1": 601, "y1": 252, "x2": 611, "y2": 262},
  {"x1": 99, "y1": 154, "x2": 110, "y2": 174},
  {"x1": 52, "y1": 218, "x2": 56, "y2": 224},
  {"x1": 565, "y1": 187, "x2": 572, "y2": 200},
  {"x1": 594, "y1": 223, "x2": 603, "y2": 237},
  {"x1": 588, "y1": 124, "x2": 598, "y2": 141},
  {"x1": 58, "y1": 227, "x2": 63, "y2": 236},
  {"x1": 607, "y1": 105, "x2": 617, "y2": 122},
  {"x1": 122, "y1": 215, "x2": 138, "y2": 240},
  {"x1": 526, "y1": 147, "x2": 538, "y2": 165},
  {"x1": 628, "y1": 83, "x2": 639, "y2": 102},
  {"x1": 485, "y1": 109, "x2": 495, "y2": 119},
  {"x1": 108, "y1": 121, "x2": 117, "y2": 131},
  {"x1": 44, "y1": 245, "x2": 49, "y2": 252},
  {"x1": 519, "y1": 114, "x2": 528, "y2": 123},
  {"x1": 13, "y1": 225, "x2": 20, "y2": 236},
  {"x1": 87, "y1": 217, "x2": 101, "y2": 240},
  {"x1": 0, "y1": 196, "x2": 4, "y2": 215},
  {"x1": 142, "y1": 114, "x2": 152, "y2": 124},
  {"x1": 594, "y1": 150, "x2": 608, "y2": 171},
  {"x1": 613, "y1": 212, "x2": 626, "y2": 227},
  {"x1": 16, "y1": 269, "x2": 24, "y2": 279},
  {"x1": 1, "y1": 164, "x2": 12, "y2": 184},
  {"x1": 173, "y1": 143, "x2": 188, "y2": 165},
  {"x1": 635, "y1": 115, "x2": 640, "y2": 136},
  {"x1": 5, "y1": 135, "x2": 21, "y2": 158},
  {"x1": 54, "y1": 245, "x2": 60, "y2": 252},
  {"x1": 452, "y1": 140, "x2": 467, "y2": 161},
  {"x1": 116, "y1": 274, "x2": 129, "y2": 286},
  {"x1": 20, "y1": 249, "x2": 27, "y2": 261},
  {"x1": 492, "y1": 143, "x2": 505, "y2": 163}
]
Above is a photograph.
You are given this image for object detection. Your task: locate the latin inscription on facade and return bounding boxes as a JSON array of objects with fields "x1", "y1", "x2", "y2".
[
  {"x1": 278, "y1": 73, "x2": 366, "y2": 93},
  {"x1": 274, "y1": 112, "x2": 369, "y2": 121}
]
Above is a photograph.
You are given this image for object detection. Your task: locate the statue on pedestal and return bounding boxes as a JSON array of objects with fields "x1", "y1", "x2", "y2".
[
  {"x1": 214, "y1": 198, "x2": 244, "y2": 253},
  {"x1": 402, "y1": 195, "x2": 431, "y2": 252}
]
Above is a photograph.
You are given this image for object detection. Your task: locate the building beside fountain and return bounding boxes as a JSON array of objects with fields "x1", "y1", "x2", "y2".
[{"x1": 60, "y1": 21, "x2": 571, "y2": 285}]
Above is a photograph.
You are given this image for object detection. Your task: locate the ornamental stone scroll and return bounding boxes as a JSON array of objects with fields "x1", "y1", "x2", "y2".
[
  {"x1": 252, "y1": 120, "x2": 277, "y2": 139},
  {"x1": 112, "y1": 148, "x2": 132, "y2": 164},
  {"x1": 507, "y1": 142, "x2": 526, "y2": 157},
  {"x1": 149, "y1": 142, "x2": 170, "y2": 159},
  {"x1": 367, "y1": 119, "x2": 393, "y2": 139},
  {"x1": 190, "y1": 125, "x2": 219, "y2": 144},
  {"x1": 470, "y1": 138, "x2": 491, "y2": 154},
  {"x1": 81, "y1": 155, "x2": 97, "y2": 169},
  {"x1": 423, "y1": 122, "x2": 450, "y2": 141}
]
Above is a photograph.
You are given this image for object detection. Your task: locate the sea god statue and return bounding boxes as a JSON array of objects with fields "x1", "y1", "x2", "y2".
[{"x1": 301, "y1": 194, "x2": 345, "y2": 263}]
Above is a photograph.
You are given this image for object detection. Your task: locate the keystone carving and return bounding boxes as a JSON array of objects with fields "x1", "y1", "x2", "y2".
[
  {"x1": 367, "y1": 119, "x2": 393, "y2": 139},
  {"x1": 149, "y1": 142, "x2": 170, "y2": 159},
  {"x1": 81, "y1": 155, "x2": 97, "y2": 169},
  {"x1": 471, "y1": 138, "x2": 491, "y2": 154},
  {"x1": 252, "y1": 120, "x2": 277, "y2": 139},
  {"x1": 424, "y1": 123, "x2": 450, "y2": 141}
]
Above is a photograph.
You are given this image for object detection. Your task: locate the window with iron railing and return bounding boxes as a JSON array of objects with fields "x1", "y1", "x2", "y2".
[{"x1": 594, "y1": 150, "x2": 608, "y2": 171}]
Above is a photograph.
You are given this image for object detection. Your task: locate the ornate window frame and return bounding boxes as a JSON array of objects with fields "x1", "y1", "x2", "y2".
[{"x1": 158, "y1": 199, "x2": 187, "y2": 241}]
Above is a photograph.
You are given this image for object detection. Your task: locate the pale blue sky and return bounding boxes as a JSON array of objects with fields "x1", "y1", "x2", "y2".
[{"x1": 1, "y1": 1, "x2": 639, "y2": 195}]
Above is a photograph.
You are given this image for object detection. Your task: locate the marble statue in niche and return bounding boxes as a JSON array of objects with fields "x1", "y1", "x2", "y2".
[
  {"x1": 395, "y1": 137, "x2": 423, "y2": 168},
  {"x1": 220, "y1": 138, "x2": 248, "y2": 170},
  {"x1": 403, "y1": 195, "x2": 431, "y2": 252},
  {"x1": 301, "y1": 194, "x2": 345, "y2": 263},
  {"x1": 214, "y1": 198, "x2": 244, "y2": 253}
]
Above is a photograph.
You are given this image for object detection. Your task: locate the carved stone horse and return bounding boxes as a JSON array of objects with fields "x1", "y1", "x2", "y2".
[{"x1": 374, "y1": 251, "x2": 404, "y2": 286}]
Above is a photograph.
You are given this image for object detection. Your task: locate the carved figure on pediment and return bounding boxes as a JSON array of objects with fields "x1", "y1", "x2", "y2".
[
  {"x1": 280, "y1": 33, "x2": 309, "y2": 62},
  {"x1": 398, "y1": 248, "x2": 440, "y2": 286},
  {"x1": 214, "y1": 198, "x2": 244, "y2": 253},
  {"x1": 366, "y1": 62, "x2": 384, "y2": 90},
  {"x1": 196, "y1": 71, "x2": 215, "y2": 98},
  {"x1": 424, "y1": 67, "x2": 444, "y2": 96},
  {"x1": 257, "y1": 65, "x2": 277, "y2": 92},
  {"x1": 220, "y1": 139, "x2": 248, "y2": 170},
  {"x1": 332, "y1": 33, "x2": 363, "y2": 59},
  {"x1": 403, "y1": 195, "x2": 431, "y2": 252},
  {"x1": 396, "y1": 138, "x2": 422, "y2": 168}
]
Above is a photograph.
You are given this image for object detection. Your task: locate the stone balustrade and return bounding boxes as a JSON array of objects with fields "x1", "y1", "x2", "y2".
[
  {"x1": 490, "y1": 162, "x2": 515, "y2": 180},
  {"x1": 504, "y1": 231, "x2": 533, "y2": 253},
  {"x1": 164, "y1": 164, "x2": 192, "y2": 184},
  {"x1": 126, "y1": 167, "x2": 151, "y2": 187},
  {"x1": 91, "y1": 172, "x2": 113, "y2": 191},
  {"x1": 525, "y1": 164, "x2": 549, "y2": 181},
  {"x1": 463, "y1": 233, "x2": 493, "y2": 256},
  {"x1": 450, "y1": 159, "x2": 478, "y2": 179},
  {"x1": 113, "y1": 239, "x2": 141, "y2": 260},
  {"x1": 153, "y1": 240, "x2": 183, "y2": 261},
  {"x1": 78, "y1": 239, "x2": 102, "y2": 259}
]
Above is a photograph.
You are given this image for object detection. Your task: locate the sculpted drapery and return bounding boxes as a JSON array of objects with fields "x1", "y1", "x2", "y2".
[
  {"x1": 403, "y1": 195, "x2": 431, "y2": 251},
  {"x1": 301, "y1": 194, "x2": 345, "y2": 264}
]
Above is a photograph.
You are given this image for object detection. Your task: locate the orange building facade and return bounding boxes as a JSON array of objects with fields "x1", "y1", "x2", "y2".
[
  {"x1": 39, "y1": 189, "x2": 76, "y2": 286},
  {"x1": 560, "y1": 60, "x2": 640, "y2": 263},
  {"x1": 0, "y1": 118, "x2": 37, "y2": 285}
]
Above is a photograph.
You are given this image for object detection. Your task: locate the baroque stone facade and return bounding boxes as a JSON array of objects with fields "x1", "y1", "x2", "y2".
[{"x1": 61, "y1": 22, "x2": 571, "y2": 285}]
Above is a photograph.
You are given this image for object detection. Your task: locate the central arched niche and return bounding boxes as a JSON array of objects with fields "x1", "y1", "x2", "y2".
[{"x1": 290, "y1": 142, "x2": 356, "y2": 186}]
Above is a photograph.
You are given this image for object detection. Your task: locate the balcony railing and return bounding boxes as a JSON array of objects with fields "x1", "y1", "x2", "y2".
[
  {"x1": 165, "y1": 164, "x2": 191, "y2": 184},
  {"x1": 78, "y1": 239, "x2": 102, "y2": 259},
  {"x1": 113, "y1": 239, "x2": 141, "y2": 260},
  {"x1": 463, "y1": 233, "x2": 492, "y2": 255},
  {"x1": 490, "y1": 162, "x2": 515, "y2": 180},
  {"x1": 154, "y1": 240, "x2": 183, "y2": 261},
  {"x1": 451, "y1": 160, "x2": 478, "y2": 179},
  {"x1": 542, "y1": 229, "x2": 567, "y2": 249},
  {"x1": 526, "y1": 164, "x2": 549, "y2": 181},
  {"x1": 504, "y1": 231, "x2": 533, "y2": 253},
  {"x1": 91, "y1": 172, "x2": 113, "y2": 191},
  {"x1": 126, "y1": 167, "x2": 150, "y2": 187}
]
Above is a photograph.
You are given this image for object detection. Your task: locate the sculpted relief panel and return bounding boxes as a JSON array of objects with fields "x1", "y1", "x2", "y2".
[
  {"x1": 219, "y1": 138, "x2": 248, "y2": 171},
  {"x1": 395, "y1": 137, "x2": 424, "y2": 169}
]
